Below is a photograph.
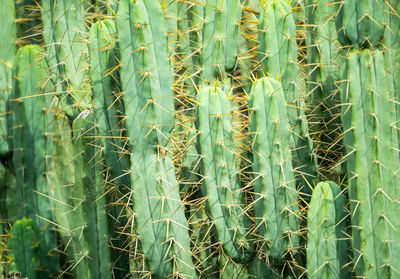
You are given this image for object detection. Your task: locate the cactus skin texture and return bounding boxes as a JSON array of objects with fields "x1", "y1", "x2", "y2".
[
  {"x1": 201, "y1": 0, "x2": 242, "y2": 81},
  {"x1": 88, "y1": 19, "x2": 131, "y2": 277},
  {"x1": 49, "y1": 114, "x2": 89, "y2": 279},
  {"x1": 72, "y1": 116, "x2": 113, "y2": 279},
  {"x1": 248, "y1": 77, "x2": 299, "y2": 261},
  {"x1": 7, "y1": 218, "x2": 54, "y2": 279},
  {"x1": 41, "y1": 0, "x2": 91, "y2": 117},
  {"x1": 117, "y1": 0, "x2": 174, "y2": 148},
  {"x1": 0, "y1": 0, "x2": 16, "y2": 155},
  {"x1": 307, "y1": 181, "x2": 348, "y2": 278},
  {"x1": 341, "y1": 50, "x2": 400, "y2": 278},
  {"x1": 257, "y1": 0, "x2": 317, "y2": 196},
  {"x1": 196, "y1": 81, "x2": 253, "y2": 263},
  {"x1": 117, "y1": 1, "x2": 196, "y2": 277},
  {"x1": 336, "y1": 0, "x2": 387, "y2": 48},
  {"x1": 9, "y1": 45, "x2": 59, "y2": 276}
]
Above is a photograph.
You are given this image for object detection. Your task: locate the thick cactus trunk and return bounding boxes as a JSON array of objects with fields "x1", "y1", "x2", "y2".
[
  {"x1": 248, "y1": 77, "x2": 299, "y2": 261},
  {"x1": 306, "y1": 181, "x2": 348, "y2": 278},
  {"x1": 257, "y1": 0, "x2": 317, "y2": 197},
  {"x1": 336, "y1": 0, "x2": 387, "y2": 48},
  {"x1": 117, "y1": 1, "x2": 195, "y2": 277},
  {"x1": 201, "y1": 0, "x2": 242, "y2": 81},
  {"x1": 341, "y1": 49, "x2": 400, "y2": 278},
  {"x1": 0, "y1": 0, "x2": 16, "y2": 155},
  {"x1": 196, "y1": 81, "x2": 253, "y2": 262}
]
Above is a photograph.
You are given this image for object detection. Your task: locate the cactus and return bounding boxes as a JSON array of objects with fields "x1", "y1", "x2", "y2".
[
  {"x1": 201, "y1": 0, "x2": 242, "y2": 81},
  {"x1": 341, "y1": 49, "x2": 400, "y2": 278},
  {"x1": 7, "y1": 219, "x2": 40, "y2": 279},
  {"x1": 49, "y1": 114, "x2": 89, "y2": 278},
  {"x1": 306, "y1": 181, "x2": 348, "y2": 278},
  {"x1": 336, "y1": 0, "x2": 387, "y2": 48},
  {"x1": 248, "y1": 77, "x2": 299, "y2": 261},
  {"x1": 0, "y1": 0, "x2": 16, "y2": 155},
  {"x1": 41, "y1": 0, "x2": 91, "y2": 117},
  {"x1": 8, "y1": 218, "x2": 55, "y2": 279},
  {"x1": 257, "y1": 0, "x2": 317, "y2": 196},
  {"x1": 72, "y1": 116, "x2": 113, "y2": 279},
  {"x1": 9, "y1": 45, "x2": 59, "y2": 276},
  {"x1": 117, "y1": 0, "x2": 174, "y2": 148},
  {"x1": 88, "y1": 19, "x2": 131, "y2": 276},
  {"x1": 196, "y1": 81, "x2": 253, "y2": 262},
  {"x1": 117, "y1": 1, "x2": 196, "y2": 277},
  {"x1": 304, "y1": 0, "x2": 344, "y2": 179}
]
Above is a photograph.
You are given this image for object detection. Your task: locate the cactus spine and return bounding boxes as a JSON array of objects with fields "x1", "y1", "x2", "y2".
[
  {"x1": 306, "y1": 181, "x2": 348, "y2": 278},
  {"x1": 248, "y1": 77, "x2": 299, "y2": 261}
]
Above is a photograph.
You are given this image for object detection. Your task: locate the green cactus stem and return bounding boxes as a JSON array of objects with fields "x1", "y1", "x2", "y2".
[
  {"x1": 248, "y1": 77, "x2": 300, "y2": 261},
  {"x1": 306, "y1": 181, "x2": 348, "y2": 278}
]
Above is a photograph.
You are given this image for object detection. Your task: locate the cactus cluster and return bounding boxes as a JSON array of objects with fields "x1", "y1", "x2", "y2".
[{"x1": 0, "y1": 0, "x2": 399, "y2": 278}]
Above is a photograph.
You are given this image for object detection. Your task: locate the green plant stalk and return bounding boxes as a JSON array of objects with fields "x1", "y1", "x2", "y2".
[
  {"x1": 88, "y1": 19, "x2": 130, "y2": 277},
  {"x1": 41, "y1": 0, "x2": 92, "y2": 117},
  {"x1": 8, "y1": 219, "x2": 40, "y2": 279},
  {"x1": 341, "y1": 50, "x2": 399, "y2": 278},
  {"x1": 201, "y1": 0, "x2": 242, "y2": 81},
  {"x1": 336, "y1": 0, "x2": 387, "y2": 48},
  {"x1": 130, "y1": 148, "x2": 196, "y2": 278},
  {"x1": 248, "y1": 77, "x2": 299, "y2": 261},
  {"x1": 159, "y1": 0, "x2": 178, "y2": 53},
  {"x1": 72, "y1": 117, "x2": 112, "y2": 279},
  {"x1": 196, "y1": 81, "x2": 253, "y2": 262},
  {"x1": 306, "y1": 181, "x2": 348, "y2": 278},
  {"x1": 117, "y1": 0, "x2": 174, "y2": 147},
  {"x1": 257, "y1": 0, "x2": 317, "y2": 196},
  {"x1": 304, "y1": 0, "x2": 344, "y2": 181},
  {"x1": 0, "y1": 0, "x2": 16, "y2": 155},
  {"x1": 117, "y1": 1, "x2": 196, "y2": 277},
  {"x1": 10, "y1": 45, "x2": 58, "y2": 276},
  {"x1": 49, "y1": 114, "x2": 88, "y2": 279}
]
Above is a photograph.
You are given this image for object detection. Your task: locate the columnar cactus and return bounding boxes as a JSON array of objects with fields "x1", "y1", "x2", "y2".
[
  {"x1": 341, "y1": 49, "x2": 400, "y2": 278},
  {"x1": 304, "y1": 0, "x2": 343, "y2": 175},
  {"x1": 8, "y1": 219, "x2": 41, "y2": 279},
  {"x1": 196, "y1": 81, "x2": 253, "y2": 262},
  {"x1": 0, "y1": 0, "x2": 16, "y2": 155},
  {"x1": 257, "y1": 0, "x2": 317, "y2": 195},
  {"x1": 41, "y1": 0, "x2": 91, "y2": 117},
  {"x1": 248, "y1": 77, "x2": 299, "y2": 261},
  {"x1": 306, "y1": 181, "x2": 348, "y2": 278},
  {"x1": 88, "y1": 19, "x2": 130, "y2": 276},
  {"x1": 201, "y1": 0, "x2": 242, "y2": 81},
  {"x1": 117, "y1": 1, "x2": 196, "y2": 277},
  {"x1": 336, "y1": 0, "x2": 388, "y2": 48},
  {"x1": 9, "y1": 46, "x2": 58, "y2": 274}
]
